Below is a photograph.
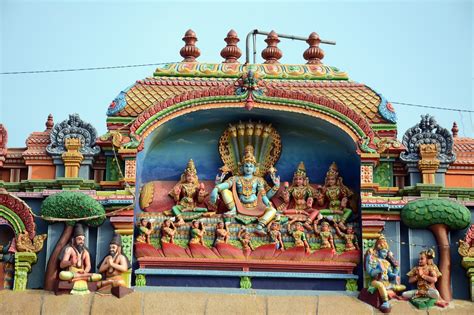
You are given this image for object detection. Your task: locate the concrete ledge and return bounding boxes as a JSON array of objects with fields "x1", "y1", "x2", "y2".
[{"x1": 1, "y1": 289, "x2": 474, "y2": 315}]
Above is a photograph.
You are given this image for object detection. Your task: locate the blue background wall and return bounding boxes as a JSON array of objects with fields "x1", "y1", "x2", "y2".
[{"x1": 136, "y1": 108, "x2": 361, "y2": 195}]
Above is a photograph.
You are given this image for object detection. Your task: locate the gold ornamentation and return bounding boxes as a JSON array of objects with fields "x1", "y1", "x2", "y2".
[
  {"x1": 15, "y1": 231, "x2": 47, "y2": 253},
  {"x1": 218, "y1": 121, "x2": 281, "y2": 176},
  {"x1": 139, "y1": 182, "x2": 155, "y2": 210}
]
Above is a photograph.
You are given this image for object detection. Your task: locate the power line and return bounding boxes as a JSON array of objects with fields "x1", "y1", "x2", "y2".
[
  {"x1": 0, "y1": 62, "x2": 177, "y2": 75},
  {"x1": 391, "y1": 101, "x2": 474, "y2": 113},
  {"x1": 1, "y1": 64, "x2": 473, "y2": 115}
]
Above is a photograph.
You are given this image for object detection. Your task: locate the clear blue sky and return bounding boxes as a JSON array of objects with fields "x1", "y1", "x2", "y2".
[{"x1": 1, "y1": 0, "x2": 473, "y2": 147}]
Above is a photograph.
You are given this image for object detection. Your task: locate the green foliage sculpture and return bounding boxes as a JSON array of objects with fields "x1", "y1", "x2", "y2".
[
  {"x1": 401, "y1": 198, "x2": 470, "y2": 302},
  {"x1": 41, "y1": 191, "x2": 105, "y2": 291}
]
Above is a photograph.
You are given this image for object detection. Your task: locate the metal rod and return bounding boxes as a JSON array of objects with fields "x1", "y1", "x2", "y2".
[
  {"x1": 245, "y1": 29, "x2": 336, "y2": 64},
  {"x1": 252, "y1": 33, "x2": 257, "y2": 64}
]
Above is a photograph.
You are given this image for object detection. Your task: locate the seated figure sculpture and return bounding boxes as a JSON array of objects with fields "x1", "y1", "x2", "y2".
[
  {"x1": 402, "y1": 249, "x2": 447, "y2": 308},
  {"x1": 211, "y1": 145, "x2": 280, "y2": 235},
  {"x1": 58, "y1": 224, "x2": 102, "y2": 295},
  {"x1": 97, "y1": 234, "x2": 132, "y2": 297},
  {"x1": 313, "y1": 221, "x2": 335, "y2": 250},
  {"x1": 317, "y1": 162, "x2": 353, "y2": 228},
  {"x1": 279, "y1": 162, "x2": 321, "y2": 230},
  {"x1": 362, "y1": 234, "x2": 406, "y2": 312},
  {"x1": 168, "y1": 159, "x2": 210, "y2": 226}
]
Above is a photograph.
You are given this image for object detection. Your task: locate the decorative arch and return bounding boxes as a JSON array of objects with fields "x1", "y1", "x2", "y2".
[
  {"x1": 128, "y1": 87, "x2": 377, "y2": 153},
  {"x1": 0, "y1": 193, "x2": 36, "y2": 238}
]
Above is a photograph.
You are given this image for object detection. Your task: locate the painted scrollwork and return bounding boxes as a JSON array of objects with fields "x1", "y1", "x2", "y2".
[
  {"x1": 400, "y1": 114, "x2": 455, "y2": 163},
  {"x1": 46, "y1": 113, "x2": 100, "y2": 157}
]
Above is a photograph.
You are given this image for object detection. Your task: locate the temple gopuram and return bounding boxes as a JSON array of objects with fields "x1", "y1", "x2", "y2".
[{"x1": 0, "y1": 29, "x2": 473, "y2": 312}]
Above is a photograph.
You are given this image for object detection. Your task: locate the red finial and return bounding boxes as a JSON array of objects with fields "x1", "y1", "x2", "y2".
[
  {"x1": 221, "y1": 29, "x2": 242, "y2": 63},
  {"x1": 180, "y1": 29, "x2": 200, "y2": 62},
  {"x1": 304, "y1": 32, "x2": 325, "y2": 64},
  {"x1": 261, "y1": 30, "x2": 282, "y2": 64},
  {"x1": 45, "y1": 114, "x2": 54, "y2": 131},
  {"x1": 452, "y1": 122, "x2": 459, "y2": 138}
]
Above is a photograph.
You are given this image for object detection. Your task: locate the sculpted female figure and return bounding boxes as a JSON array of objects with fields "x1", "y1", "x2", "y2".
[
  {"x1": 318, "y1": 162, "x2": 353, "y2": 228},
  {"x1": 160, "y1": 219, "x2": 176, "y2": 245},
  {"x1": 313, "y1": 221, "x2": 335, "y2": 250},
  {"x1": 189, "y1": 220, "x2": 206, "y2": 246},
  {"x1": 335, "y1": 224, "x2": 359, "y2": 251},
  {"x1": 214, "y1": 221, "x2": 229, "y2": 246},
  {"x1": 269, "y1": 222, "x2": 285, "y2": 251},
  {"x1": 279, "y1": 162, "x2": 322, "y2": 230},
  {"x1": 169, "y1": 159, "x2": 209, "y2": 226},
  {"x1": 210, "y1": 145, "x2": 280, "y2": 235},
  {"x1": 288, "y1": 222, "x2": 310, "y2": 254},
  {"x1": 238, "y1": 227, "x2": 254, "y2": 256}
]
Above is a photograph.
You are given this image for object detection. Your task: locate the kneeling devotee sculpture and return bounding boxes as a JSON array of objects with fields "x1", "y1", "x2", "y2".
[
  {"x1": 58, "y1": 223, "x2": 101, "y2": 294},
  {"x1": 211, "y1": 145, "x2": 280, "y2": 235},
  {"x1": 361, "y1": 234, "x2": 405, "y2": 313},
  {"x1": 402, "y1": 249, "x2": 447, "y2": 308}
]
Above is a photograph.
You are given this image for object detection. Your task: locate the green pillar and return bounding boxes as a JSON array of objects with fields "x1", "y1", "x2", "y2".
[{"x1": 13, "y1": 252, "x2": 37, "y2": 291}]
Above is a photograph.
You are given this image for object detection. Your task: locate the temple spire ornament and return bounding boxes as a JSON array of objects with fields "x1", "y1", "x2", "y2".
[
  {"x1": 303, "y1": 32, "x2": 325, "y2": 64},
  {"x1": 220, "y1": 29, "x2": 241, "y2": 63},
  {"x1": 261, "y1": 31, "x2": 282, "y2": 64},
  {"x1": 452, "y1": 122, "x2": 459, "y2": 138},
  {"x1": 180, "y1": 29, "x2": 201, "y2": 62},
  {"x1": 45, "y1": 114, "x2": 54, "y2": 131}
]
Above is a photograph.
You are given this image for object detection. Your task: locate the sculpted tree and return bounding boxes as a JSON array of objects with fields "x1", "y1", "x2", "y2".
[
  {"x1": 401, "y1": 198, "x2": 470, "y2": 301},
  {"x1": 41, "y1": 191, "x2": 105, "y2": 290}
]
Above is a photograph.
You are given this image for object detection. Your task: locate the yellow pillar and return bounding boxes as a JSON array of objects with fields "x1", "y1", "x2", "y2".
[
  {"x1": 418, "y1": 144, "x2": 440, "y2": 184},
  {"x1": 62, "y1": 138, "x2": 84, "y2": 178}
]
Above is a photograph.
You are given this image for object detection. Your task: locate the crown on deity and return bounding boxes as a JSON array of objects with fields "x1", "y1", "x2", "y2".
[
  {"x1": 375, "y1": 234, "x2": 389, "y2": 250},
  {"x1": 325, "y1": 162, "x2": 339, "y2": 179},
  {"x1": 321, "y1": 221, "x2": 330, "y2": 227},
  {"x1": 184, "y1": 159, "x2": 197, "y2": 175},
  {"x1": 421, "y1": 248, "x2": 435, "y2": 260},
  {"x1": 242, "y1": 145, "x2": 257, "y2": 165},
  {"x1": 294, "y1": 161, "x2": 307, "y2": 178}
]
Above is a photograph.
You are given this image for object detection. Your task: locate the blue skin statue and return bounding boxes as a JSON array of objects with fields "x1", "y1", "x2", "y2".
[
  {"x1": 365, "y1": 239, "x2": 406, "y2": 311},
  {"x1": 210, "y1": 161, "x2": 280, "y2": 234}
]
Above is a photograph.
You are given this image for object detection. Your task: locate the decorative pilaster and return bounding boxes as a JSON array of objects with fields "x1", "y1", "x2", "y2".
[
  {"x1": 118, "y1": 148, "x2": 137, "y2": 185},
  {"x1": 62, "y1": 138, "x2": 84, "y2": 178},
  {"x1": 13, "y1": 252, "x2": 37, "y2": 291},
  {"x1": 459, "y1": 224, "x2": 474, "y2": 301},
  {"x1": 110, "y1": 206, "x2": 134, "y2": 287},
  {"x1": 135, "y1": 274, "x2": 146, "y2": 287},
  {"x1": 360, "y1": 153, "x2": 380, "y2": 196},
  {"x1": 461, "y1": 258, "x2": 474, "y2": 302},
  {"x1": 418, "y1": 143, "x2": 440, "y2": 184}
]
